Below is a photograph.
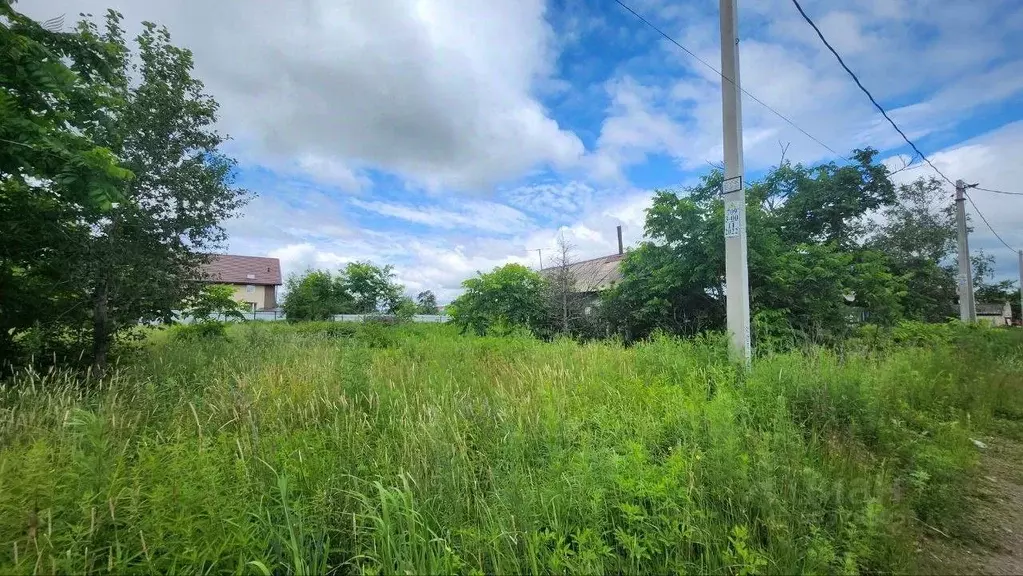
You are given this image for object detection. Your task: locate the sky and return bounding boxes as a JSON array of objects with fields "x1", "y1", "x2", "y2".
[{"x1": 23, "y1": 0, "x2": 1023, "y2": 302}]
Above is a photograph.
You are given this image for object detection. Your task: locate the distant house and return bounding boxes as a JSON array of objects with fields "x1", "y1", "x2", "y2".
[
  {"x1": 539, "y1": 227, "x2": 626, "y2": 312},
  {"x1": 543, "y1": 252, "x2": 625, "y2": 296},
  {"x1": 976, "y1": 302, "x2": 1013, "y2": 327},
  {"x1": 201, "y1": 254, "x2": 282, "y2": 311}
]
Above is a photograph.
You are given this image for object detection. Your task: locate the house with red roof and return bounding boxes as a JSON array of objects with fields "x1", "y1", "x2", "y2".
[{"x1": 201, "y1": 254, "x2": 282, "y2": 311}]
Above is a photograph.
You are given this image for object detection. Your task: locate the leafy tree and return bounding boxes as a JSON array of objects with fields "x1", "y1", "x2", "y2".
[
  {"x1": 0, "y1": 4, "x2": 133, "y2": 362},
  {"x1": 343, "y1": 261, "x2": 403, "y2": 314},
  {"x1": 869, "y1": 177, "x2": 958, "y2": 322},
  {"x1": 184, "y1": 284, "x2": 246, "y2": 321},
  {"x1": 416, "y1": 290, "x2": 439, "y2": 315},
  {"x1": 282, "y1": 263, "x2": 407, "y2": 321},
  {"x1": 449, "y1": 264, "x2": 547, "y2": 335},
  {"x1": 393, "y1": 296, "x2": 419, "y2": 321},
  {"x1": 282, "y1": 270, "x2": 349, "y2": 321},
  {"x1": 0, "y1": 3, "x2": 130, "y2": 209},
  {"x1": 77, "y1": 13, "x2": 248, "y2": 374},
  {"x1": 605, "y1": 149, "x2": 905, "y2": 343}
]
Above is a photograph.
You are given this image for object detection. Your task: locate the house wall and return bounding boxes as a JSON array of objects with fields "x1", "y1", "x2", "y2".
[
  {"x1": 977, "y1": 314, "x2": 1008, "y2": 327},
  {"x1": 263, "y1": 285, "x2": 277, "y2": 309},
  {"x1": 229, "y1": 283, "x2": 270, "y2": 311}
]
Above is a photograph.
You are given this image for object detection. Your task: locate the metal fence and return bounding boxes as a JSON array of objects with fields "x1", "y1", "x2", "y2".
[{"x1": 173, "y1": 311, "x2": 449, "y2": 324}]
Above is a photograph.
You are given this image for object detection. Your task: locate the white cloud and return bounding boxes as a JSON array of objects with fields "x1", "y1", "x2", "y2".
[
  {"x1": 503, "y1": 180, "x2": 596, "y2": 215},
  {"x1": 23, "y1": 0, "x2": 584, "y2": 191},
  {"x1": 268, "y1": 243, "x2": 352, "y2": 283},
  {"x1": 591, "y1": 0, "x2": 1023, "y2": 176},
  {"x1": 890, "y1": 122, "x2": 1023, "y2": 270},
  {"x1": 348, "y1": 199, "x2": 532, "y2": 234},
  {"x1": 589, "y1": 77, "x2": 691, "y2": 181}
]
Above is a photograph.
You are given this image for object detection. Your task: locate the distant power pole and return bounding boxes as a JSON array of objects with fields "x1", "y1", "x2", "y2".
[
  {"x1": 955, "y1": 179, "x2": 976, "y2": 322},
  {"x1": 533, "y1": 248, "x2": 543, "y2": 270},
  {"x1": 1018, "y1": 250, "x2": 1022, "y2": 326},
  {"x1": 719, "y1": 0, "x2": 751, "y2": 362}
]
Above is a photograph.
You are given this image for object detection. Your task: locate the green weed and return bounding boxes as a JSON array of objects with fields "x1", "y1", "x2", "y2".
[{"x1": 0, "y1": 322, "x2": 1020, "y2": 574}]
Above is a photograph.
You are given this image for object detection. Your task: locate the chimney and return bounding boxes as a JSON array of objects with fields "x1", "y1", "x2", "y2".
[{"x1": 616, "y1": 225, "x2": 624, "y2": 255}]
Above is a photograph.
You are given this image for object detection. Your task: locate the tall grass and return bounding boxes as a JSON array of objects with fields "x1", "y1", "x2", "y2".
[{"x1": 1, "y1": 321, "x2": 1021, "y2": 574}]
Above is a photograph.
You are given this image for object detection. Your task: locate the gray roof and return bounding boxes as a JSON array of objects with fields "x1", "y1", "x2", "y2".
[
  {"x1": 542, "y1": 253, "x2": 624, "y2": 293},
  {"x1": 976, "y1": 302, "x2": 1010, "y2": 316}
]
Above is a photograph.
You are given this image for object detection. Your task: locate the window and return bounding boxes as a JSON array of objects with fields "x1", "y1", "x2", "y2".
[{"x1": 246, "y1": 285, "x2": 255, "y2": 293}]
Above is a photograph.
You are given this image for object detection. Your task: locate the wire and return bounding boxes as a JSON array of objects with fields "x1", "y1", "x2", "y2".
[
  {"x1": 788, "y1": 0, "x2": 956, "y2": 188},
  {"x1": 964, "y1": 191, "x2": 1019, "y2": 252},
  {"x1": 612, "y1": 0, "x2": 844, "y2": 159},
  {"x1": 790, "y1": 0, "x2": 1019, "y2": 253},
  {"x1": 975, "y1": 186, "x2": 1023, "y2": 197}
]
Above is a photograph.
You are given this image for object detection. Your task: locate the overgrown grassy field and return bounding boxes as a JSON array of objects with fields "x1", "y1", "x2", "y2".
[{"x1": 2, "y1": 322, "x2": 1022, "y2": 574}]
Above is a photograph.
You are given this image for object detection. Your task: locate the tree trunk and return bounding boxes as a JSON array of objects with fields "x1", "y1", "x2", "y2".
[
  {"x1": 562, "y1": 287, "x2": 569, "y2": 333},
  {"x1": 91, "y1": 278, "x2": 111, "y2": 378}
]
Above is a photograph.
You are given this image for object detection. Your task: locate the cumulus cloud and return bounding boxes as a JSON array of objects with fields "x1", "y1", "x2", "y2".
[
  {"x1": 889, "y1": 121, "x2": 1023, "y2": 278},
  {"x1": 23, "y1": 0, "x2": 584, "y2": 190},
  {"x1": 590, "y1": 0, "x2": 1023, "y2": 175},
  {"x1": 502, "y1": 181, "x2": 596, "y2": 215},
  {"x1": 348, "y1": 198, "x2": 532, "y2": 234}
]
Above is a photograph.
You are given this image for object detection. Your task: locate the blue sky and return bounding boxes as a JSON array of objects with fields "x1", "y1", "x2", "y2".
[{"x1": 26, "y1": 0, "x2": 1023, "y2": 300}]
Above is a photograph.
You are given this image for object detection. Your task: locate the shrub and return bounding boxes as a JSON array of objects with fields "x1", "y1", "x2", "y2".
[{"x1": 170, "y1": 320, "x2": 229, "y2": 341}]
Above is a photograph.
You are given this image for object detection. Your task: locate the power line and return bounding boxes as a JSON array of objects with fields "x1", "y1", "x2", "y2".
[
  {"x1": 612, "y1": 0, "x2": 843, "y2": 159},
  {"x1": 975, "y1": 186, "x2": 1023, "y2": 197},
  {"x1": 788, "y1": 0, "x2": 955, "y2": 188},
  {"x1": 964, "y1": 191, "x2": 1019, "y2": 252},
  {"x1": 789, "y1": 0, "x2": 1019, "y2": 253}
]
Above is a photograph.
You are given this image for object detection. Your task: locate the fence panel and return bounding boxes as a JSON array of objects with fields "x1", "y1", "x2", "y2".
[{"x1": 169, "y1": 312, "x2": 449, "y2": 324}]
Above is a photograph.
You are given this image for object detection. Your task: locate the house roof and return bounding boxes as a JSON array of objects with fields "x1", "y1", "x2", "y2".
[
  {"x1": 202, "y1": 254, "x2": 282, "y2": 286},
  {"x1": 976, "y1": 302, "x2": 1010, "y2": 316},
  {"x1": 542, "y1": 252, "x2": 624, "y2": 293}
]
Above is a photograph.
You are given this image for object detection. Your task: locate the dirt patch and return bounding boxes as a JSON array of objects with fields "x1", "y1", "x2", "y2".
[{"x1": 917, "y1": 436, "x2": 1023, "y2": 575}]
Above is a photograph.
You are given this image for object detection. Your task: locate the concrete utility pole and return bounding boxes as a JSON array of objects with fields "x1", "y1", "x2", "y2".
[
  {"x1": 719, "y1": 0, "x2": 751, "y2": 361},
  {"x1": 1018, "y1": 250, "x2": 1022, "y2": 326},
  {"x1": 955, "y1": 180, "x2": 976, "y2": 322}
]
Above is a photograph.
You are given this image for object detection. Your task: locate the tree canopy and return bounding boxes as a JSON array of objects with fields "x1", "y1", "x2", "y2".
[
  {"x1": 604, "y1": 149, "x2": 910, "y2": 344},
  {"x1": 1, "y1": 7, "x2": 246, "y2": 371},
  {"x1": 449, "y1": 264, "x2": 548, "y2": 335},
  {"x1": 282, "y1": 262, "x2": 408, "y2": 321}
]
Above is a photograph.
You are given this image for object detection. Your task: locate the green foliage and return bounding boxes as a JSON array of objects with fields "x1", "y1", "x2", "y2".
[
  {"x1": 344, "y1": 262, "x2": 403, "y2": 314},
  {"x1": 415, "y1": 290, "x2": 439, "y2": 315},
  {"x1": 0, "y1": 4, "x2": 131, "y2": 210},
  {"x1": 605, "y1": 151, "x2": 911, "y2": 342},
  {"x1": 0, "y1": 5, "x2": 133, "y2": 361},
  {"x1": 392, "y1": 296, "x2": 418, "y2": 322},
  {"x1": 283, "y1": 270, "x2": 349, "y2": 321},
  {"x1": 282, "y1": 262, "x2": 409, "y2": 321},
  {"x1": 870, "y1": 177, "x2": 959, "y2": 323},
  {"x1": 0, "y1": 8, "x2": 247, "y2": 372},
  {"x1": 449, "y1": 263, "x2": 548, "y2": 335},
  {"x1": 170, "y1": 320, "x2": 229, "y2": 341},
  {"x1": 1, "y1": 324, "x2": 1020, "y2": 574},
  {"x1": 184, "y1": 284, "x2": 246, "y2": 321}
]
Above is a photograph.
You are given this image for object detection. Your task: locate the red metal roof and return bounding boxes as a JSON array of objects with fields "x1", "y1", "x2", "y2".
[{"x1": 202, "y1": 254, "x2": 282, "y2": 286}]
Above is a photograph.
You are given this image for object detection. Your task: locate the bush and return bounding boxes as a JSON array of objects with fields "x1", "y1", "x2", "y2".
[
  {"x1": 170, "y1": 320, "x2": 230, "y2": 341},
  {"x1": 288, "y1": 321, "x2": 360, "y2": 339}
]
